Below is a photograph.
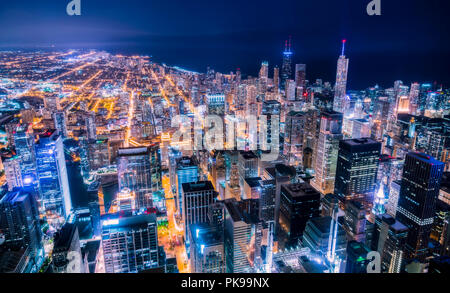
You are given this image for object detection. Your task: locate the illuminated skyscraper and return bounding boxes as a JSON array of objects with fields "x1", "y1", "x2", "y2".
[
  {"x1": 85, "y1": 114, "x2": 97, "y2": 140},
  {"x1": 333, "y1": 40, "x2": 349, "y2": 114},
  {"x1": 224, "y1": 198, "x2": 262, "y2": 273},
  {"x1": 278, "y1": 183, "x2": 321, "y2": 249},
  {"x1": 345, "y1": 240, "x2": 371, "y2": 273},
  {"x1": 334, "y1": 138, "x2": 381, "y2": 209},
  {"x1": 189, "y1": 223, "x2": 225, "y2": 273},
  {"x1": 101, "y1": 213, "x2": 159, "y2": 273},
  {"x1": 259, "y1": 61, "x2": 269, "y2": 80},
  {"x1": 35, "y1": 130, "x2": 72, "y2": 218},
  {"x1": 0, "y1": 188, "x2": 43, "y2": 273},
  {"x1": 281, "y1": 37, "x2": 293, "y2": 90},
  {"x1": 117, "y1": 145, "x2": 162, "y2": 210},
  {"x1": 396, "y1": 152, "x2": 445, "y2": 261},
  {"x1": 311, "y1": 111, "x2": 343, "y2": 195},
  {"x1": 182, "y1": 181, "x2": 217, "y2": 245},
  {"x1": 372, "y1": 214, "x2": 408, "y2": 273},
  {"x1": 294, "y1": 64, "x2": 306, "y2": 89},
  {"x1": 273, "y1": 66, "x2": 280, "y2": 90},
  {"x1": 176, "y1": 156, "x2": 199, "y2": 213},
  {"x1": 53, "y1": 111, "x2": 68, "y2": 138},
  {"x1": 14, "y1": 127, "x2": 39, "y2": 193},
  {"x1": 52, "y1": 223, "x2": 83, "y2": 273}
]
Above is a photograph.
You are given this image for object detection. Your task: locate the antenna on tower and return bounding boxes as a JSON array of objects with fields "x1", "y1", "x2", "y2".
[
  {"x1": 284, "y1": 40, "x2": 288, "y2": 52},
  {"x1": 341, "y1": 39, "x2": 347, "y2": 56}
]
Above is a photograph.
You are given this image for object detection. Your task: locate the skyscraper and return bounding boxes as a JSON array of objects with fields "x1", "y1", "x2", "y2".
[
  {"x1": 333, "y1": 40, "x2": 349, "y2": 114},
  {"x1": 53, "y1": 111, "x2": 68, "y2": 138},
  {"x1": 117, "y1": 145, "x2": 162, "y2": 210},
  {"x1": 0, "y1": 188, "x2": 43, "y2": 273},
  {"x1": 176, "y1": 156, "x2": 199, "y2": 214},
  {"x1": 101, "y1": 213, "x2": 159, "y2": 273},
  {"x1": 182, "y1": 181, "x2": 217, "y2": 245},
  {"x1": 278, "y1": 183, "x2": 321, "y2": 249},
  {"x1": 396, "y1": 152, "x2": 445, "y2": 260},
  {"x1": 294, "y1": 64, "x2": 306, "y2": 89},
  {"x1": 334, "y1": 138, "x2": 381, "y2": 208},
  {"x1": 345, "y1": 240, "x2": 371, "y2": 273},
  {"x1": 52, "y1": 223, "x2": 84, "y2": 273},
  {"x1": 14, "y1": 127, "x2": 39, "y2": 193},
  {"x1": 311, "y1": 111, "x2": 343, "y2": 195},
  {"x1": 273, "y1": 66, "x2": 280, "y2": 90},
  {"x1": 189, "y1": 223, "x2": 225, "y2": 273},
  {"x1": 224, "y1": 198, "x2": 262, "y2": 273},
  {"x1": 259, "y1": 61, "x2": 269, "y2": 80},
  {"x1": 35, "y1": 130, "x2": 72, "y2": 218},
  {"x1": 281, "y1": 37, "x2": 293, "y2": 90},
  {"x1": 372, "y1": 214, "x2": 409, "y2": 273}
]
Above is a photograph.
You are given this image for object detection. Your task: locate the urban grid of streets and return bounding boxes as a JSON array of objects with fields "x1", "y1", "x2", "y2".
[{"x1": 0, "y1": 50, "x2": 198, "y2": 272}]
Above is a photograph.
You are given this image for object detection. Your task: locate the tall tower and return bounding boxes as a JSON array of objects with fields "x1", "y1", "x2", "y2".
[
  {"x1": 35, "y1": 130, "x2": 72, "y2": 219},
  {"x1": 281, "y1": 37, "x2": 293, "y2": 90},
  {"x1": 273, "y1": 66, "x2": 280, "y2": 91},
  {"x1": 396, "y1": 152, "x2": 444, "y2": 261},
  {"x1": 333, "y1": 40, "x2": 349, "y2": 114},
  {"x1": 334, "y1": 138, "x2": 381, "y2": 209},
  {"x1": 259, "y1": 61, "x2": 269, "y2": 80},
  {"x1": 311, "y1": 111, "x2": 343, "y2": 195},
  {"x1": 117, "y1": 145, "x2": 162, "y2": 210}
]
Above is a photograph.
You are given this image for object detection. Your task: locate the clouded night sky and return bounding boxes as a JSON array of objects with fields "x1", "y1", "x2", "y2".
[{"x1": 0, "y1": 0, "x2": 449, "y2": 88}]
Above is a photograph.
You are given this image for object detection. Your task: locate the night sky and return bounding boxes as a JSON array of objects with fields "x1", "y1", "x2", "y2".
[{"x1": 0, "y1": 0, "x2": 449, "y2": 88}]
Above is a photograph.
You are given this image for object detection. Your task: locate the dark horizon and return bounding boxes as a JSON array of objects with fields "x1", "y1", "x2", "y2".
[{"x1": 1, "y1": 0, "x2": 449, "y2": 89}]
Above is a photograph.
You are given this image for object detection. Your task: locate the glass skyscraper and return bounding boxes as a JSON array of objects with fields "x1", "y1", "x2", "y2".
[
  {"x1": 396, "y1": 152, "x2": 445, "y2": 261},
  {"x1": 117, "y1": 145, "x2": 162, "y2": 210},
  {"x1": 35, "y1": 130, "x2": 72, "y2": 218}
]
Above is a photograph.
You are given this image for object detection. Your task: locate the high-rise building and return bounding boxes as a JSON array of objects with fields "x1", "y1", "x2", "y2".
[
  {"x1": 334, "y1": 138, "x2": 381, "y2": 208},
  {"x1": 53, "y1": 111, "x2": 68, "y2": 137},
  {"x1": 3, "y1": 156, "x2": 22, "y2": 191},
  {"x1": 189, "y1": 223, "x2": 225, "y2": 273},
  {"x1": 281, "y1": 38, "x2": 293, "y2": 90},
  {"x1": 345, "y1": 240, "x2": 371, "y2": 273},
  {"x1": 333, "y1": 40, "x2": 349, "y2": 114},
  {"x1": 35, "y1": 130, "x2": 72, "y2": 218},
  {"x1": 386, "y1": 180, "x2": 401, "y2": 217},
  {"x1": 273, "y1": 66, "x2": 280, "y2": 90},
  {"x1": 312, "y1": 111, "x2": 343, "y2": 195},
  {"x1": 14, "y1": 127, "x2": 39, "y2": 193},
  {"x1": 294, "y1": 64, "x2": 306, "y2": 89},
  {"x1": 344, "y1": 201, "x2": 367, "y2": 242},
  {"x1": 182, "y1": 181, "x2": 217, "y2": 244},
  {"x1": 176, "y1": 156, "x2": 199, "y2": 213},
  {"x1": 101, "y1": 213, "x2": 159, "y2": 273},
  {"x1": 0, "y1": 188, "x2": 43, "y2": 273},
  {"x1": 117, "y1": 145, "x2": 162, "y2": 210},
  {"x1": 224, "y1": 198, "x2": 262, "y2": 273},
  {"x1": 301, "y1": 216, "x2": 347, "y2": 263},
  {"x1": 278, "y1": 183, "x2": 321, "y2": 249},
  {"x1": 372, "y1": 214, "x2": 409, "y2": 273},
  {"x1": 396, "y1": 152, "x2": 445, "y2": 260},
  {"x1": 52, "y1": 223, "x2": 84, "y2": 273},
  {"x1": 259, "y1": 61, "x2": 269, "y2": 80},
  {"x1": 238, "y1": 151, "x2": 259, "y2": 189}
]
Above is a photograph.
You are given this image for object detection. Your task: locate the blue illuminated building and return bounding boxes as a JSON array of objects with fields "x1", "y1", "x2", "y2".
[
  {"x1": 35, "y1": 130, "x2": 72, "y2": 218},
  {"x1": 0, "y1": 188, "x2": 43, "y2": 273}
]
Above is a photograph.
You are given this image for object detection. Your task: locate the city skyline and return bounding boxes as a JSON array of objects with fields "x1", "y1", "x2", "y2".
[
  {"x1": 1, "y1": 0, "x2": 450, "y2": 278},
  {"x1": 0, "y1": 0, "x2": 449, "y2": 88}
]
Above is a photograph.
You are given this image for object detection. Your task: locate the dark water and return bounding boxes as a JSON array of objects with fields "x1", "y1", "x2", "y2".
[{"x1": 67, "y1": 161, "x2": 89, "y2": 209}]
